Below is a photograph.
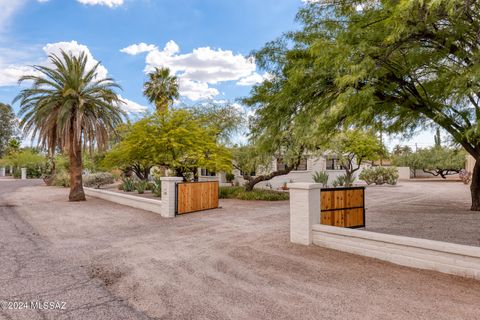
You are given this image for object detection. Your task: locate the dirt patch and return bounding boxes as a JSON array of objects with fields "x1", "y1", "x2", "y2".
[{"x1": 88, "y1": 263, "x2": 125, "y2": 286}]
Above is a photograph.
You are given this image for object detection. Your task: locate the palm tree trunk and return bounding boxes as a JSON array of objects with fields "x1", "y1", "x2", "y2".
[{"x1": 68, "y1": 130, "x2": 86, "y2": 202}]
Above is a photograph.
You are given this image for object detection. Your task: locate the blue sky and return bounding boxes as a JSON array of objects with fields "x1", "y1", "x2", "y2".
[
  {"x1": 0, "y1": 0, "x2": 301, "y2": 113},
  {"x1": 0, "y1": 0, "x2": 435, "y2": 148}
]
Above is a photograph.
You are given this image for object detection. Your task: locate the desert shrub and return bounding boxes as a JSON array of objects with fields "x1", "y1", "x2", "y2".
[
  {"x1": 312, "y1": 171, "x2": 329, "y2": 187},
  {"x1": 219, "y1": 186, "x2": 289, "y2": 201},
  {"x1": 52, "y1": 170, "x2": 70, "y2": 187},
  {"x1": 359, "y1": 166, "x2": 399, "y2": 185},
  {"x1": 83, "y1": 172, "x2": 115, "y2": 189},
  {"x1": 121, "y1": 177, "x2": 135, "y2": 192},
  {"x1": 151, "y1": 177, "x2": 162, "y2": 197},
  {"x1": 135, "y1": 180, "x2": 148, "y2": 194}
]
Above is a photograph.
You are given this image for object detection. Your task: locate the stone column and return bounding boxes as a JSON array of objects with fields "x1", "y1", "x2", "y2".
[
  {"x1": 0, "y1": 167, "x2": 5, "y2": 177},
  {"x1": 288, "y1": 182, "x2": 322, "y2": 245},
  {"x1": 21, "y1": 168, "x2": 27, "y2": 180},
  {"x1": 160, "y1": 177, "x2": 183, "y2": 218}
]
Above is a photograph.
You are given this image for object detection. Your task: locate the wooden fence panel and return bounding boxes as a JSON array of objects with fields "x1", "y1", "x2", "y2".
[
  {"x1": 176, "y1": 181, "x2": 219, "y2": 214},
  {"x1": 320, "y1": 187, "x2": 365, "y2": 228}
]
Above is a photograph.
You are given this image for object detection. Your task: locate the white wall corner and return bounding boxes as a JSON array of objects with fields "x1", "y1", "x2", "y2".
[
  {"x1": 288, "y1": 182, "x2": 321, "y2": 245},
  {"x1": 160, "y1": 177, "x2": 183, "y2": 218}
]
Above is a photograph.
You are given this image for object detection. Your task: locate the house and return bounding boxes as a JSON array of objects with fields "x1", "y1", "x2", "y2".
[{"x1": 201, "y1": 154, "x2": 370, "y2": 189}]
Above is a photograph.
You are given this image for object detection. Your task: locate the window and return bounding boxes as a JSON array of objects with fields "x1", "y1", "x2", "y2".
[
  {"x1": 326, "y1": 156, "x2": 343, "y2": 170},
  {"x1": 295, "y1": 158, "x2": 308, "y2": 171},
  {"x1": 239, "y1": 170, "x2": 256, "y2": 177},
  {"x1": 200, "y1": 169, "x2": 216, "y2": 176},
  {"x1": 277, "y1": 157, "x2": 308, "y2": 171},
  {"x1": 276, "y1": 158, "x2": 286, "y2": 171}
]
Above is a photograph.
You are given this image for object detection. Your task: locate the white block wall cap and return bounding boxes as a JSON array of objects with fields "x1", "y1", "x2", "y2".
[
  {"x1": 160, "y1": 177, "x2": 184, "y2": 181},
  {"x1": 288, "y1": 182, "x2": 323, "y2": 190},
  {"x1": 312, "y1": 224, "x2": 480, "y2": 258},
  {"x1": 84, "y1": 188, "x2": 162, "y2": 205}
]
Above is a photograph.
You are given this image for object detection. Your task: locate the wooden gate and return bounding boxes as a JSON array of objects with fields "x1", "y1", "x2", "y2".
[
  {"x1": 320, "y1": 187, "x2": 365, "y2": 228},
  {"x1": 176, "y1": 181, "x2": 219, "y2": 215}
]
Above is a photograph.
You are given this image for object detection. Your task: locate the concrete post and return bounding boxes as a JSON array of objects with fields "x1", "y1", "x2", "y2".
[
  {"x1": 0, "y1": 167, "x2": 5, "y2": 177},
  {"x1": 160, "y1": 177, "x2": 183, "y2": 218},
  {"x1": 9, "y1": 166, "x2": 13, "y2": 176},
  {"x1": 288, "y1": 183, "x2": 322, "y2": 245},
  {"x1": 21, "y1": 168, "x2": 27, "y2": 180}
]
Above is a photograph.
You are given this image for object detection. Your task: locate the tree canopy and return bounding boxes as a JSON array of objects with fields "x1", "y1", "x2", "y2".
[
  {"x1": 0, "y1": 103, "x2": 17, "y2": 158},
  {"x1": 248, "y1": 0, "x2": 480, "y2": 209},
  {"x1": 103, "y1": 108, "x2": 232, "y2": 180}
]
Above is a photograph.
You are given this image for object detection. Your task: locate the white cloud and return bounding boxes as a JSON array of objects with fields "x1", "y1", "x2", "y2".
[
  {"x1": 118, "y1": 95, "x2": 148, "y2": 114},
  {"x1": 0, "y1": 64, "x2": 38, "y2": 86},
  {"x1": 0, "y1": 0, "x2": 26, "y2": 33},
  {"x1": 37, "y1": 0, "x2": 50, "y2": 2},
  {"x1": 178, "y1": 78, "x2": 219, "y2": 101},
  {"x1": 77, "y1": 0, "x2": 124, "y2": 7},
  {"x1": 120, "y1": 43, "x2": 158, "y2": 55},
  {"x1": 122, "y1": 40, "x2": 260, "y2": 101},
  {"x1": 42, "y1": 40, "x2": 109, "y2": 79},
  {"x1": 236, "y1": 72, "x2": 271, "y2": 86}
]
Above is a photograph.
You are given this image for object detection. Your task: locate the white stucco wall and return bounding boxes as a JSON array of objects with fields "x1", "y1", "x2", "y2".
[{"x1": 233, "y1": 156, "x2": 367, "y2": 190}]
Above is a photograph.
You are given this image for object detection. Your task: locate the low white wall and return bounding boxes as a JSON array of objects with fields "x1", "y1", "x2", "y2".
[
  {"x1": 84, "y1": 188, "x2": 163, "y2": 216},
  {"x1": 312, "y1": 224, "x2": 480, "y2": 280},
  {"x1": 397, "y1": 167, "x2": 410, "y2": 180}
]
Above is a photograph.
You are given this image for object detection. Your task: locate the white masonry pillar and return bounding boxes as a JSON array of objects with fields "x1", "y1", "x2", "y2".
[
  {"x1": 288, "y1": 182, "x2": 322, "y2": 245},
  {"x1": 160, "y1": 177, "x2": 183, "y2": 218},
  {"x1": 21, "y1": 168, "x2": 27, "y2": 180},
  {"x1": 9, "y1": 166, "x2": 13, "y2": 176},
  {"x1": 0, "y1": 167, "x2": 5, "y2": 177}
]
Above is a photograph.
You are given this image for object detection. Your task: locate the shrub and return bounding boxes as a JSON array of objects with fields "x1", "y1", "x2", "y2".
[
  {"x1": 151, "y1": 177, "x2": 162, "y2": 197},
  {"x1": 83, "y1": 172, "x2": 115, "y2": 189},
  {"x1": 359, "y1": 166, "x2": 399, "y2": 185},
  {"x1": 121, "y1": 177, "x2": 135, "y2": 192},
  {"x1": 135, "y1": 180, "x2": 148, "y2": 194},
  {"x1": 312, "y1": 171, "x2": 329, "y2": 187},
  {"x1": 52, "y1": 171, "x2": 70, "y2": 187},
  {"x1": 219, "y1": 186, "x2": 289, "y2": 201}
]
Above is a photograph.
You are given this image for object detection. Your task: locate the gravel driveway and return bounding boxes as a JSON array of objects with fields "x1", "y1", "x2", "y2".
[
  {"x1": 3, "y1": 181, "x2": 480, "y2": 319},
  {"x1": 365, "y1": 181, "x2": 480, "y2": 246},
  {"x1": 0, "y1": 180, "x2": 152, "y2": 320}
]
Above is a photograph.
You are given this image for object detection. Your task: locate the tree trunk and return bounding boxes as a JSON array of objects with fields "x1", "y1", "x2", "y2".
[
  {"x1": 470, "y1": 160, "x2": 480, "y2": 211},
  {"x1": 68, "y1": 132, "x2": 86, "y2": 202}
]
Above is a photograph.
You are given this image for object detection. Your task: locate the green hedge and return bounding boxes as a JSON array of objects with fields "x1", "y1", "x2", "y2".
[{"x1": 219, "y1": 186, "x2": 289, "y2": 201}]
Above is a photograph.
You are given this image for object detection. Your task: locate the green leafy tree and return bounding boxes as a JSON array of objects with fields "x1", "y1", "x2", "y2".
[
  {"x1": 189, "y1": 102, "x2": 245, "y2": 145},
  {"x1": 0, "y1": 148, "x2": 45, "y2": 178},
  {"x1": 143, "y1": 67, "x2": 179, "y2": 113},
  {"x1": 103, "y1": 109, "x2": 232, "y2": 181},
  {"x1": 0, "y1": 103, "x2": 17, "y2": 158},
  {"x1": 394, "y1": 147, "x2": 466, "y2": 179},
  {"x1": 249, "y1": 1, "x2": 480, "y2": 210},
  {"x1": 14, "y1": 51, "x2": 125, "y2": 201},
  {"x1": 329, "y1": 130, "x2": 384, "y2": 183}
]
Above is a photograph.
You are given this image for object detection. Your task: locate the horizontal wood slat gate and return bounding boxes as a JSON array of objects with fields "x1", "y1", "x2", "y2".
[
  {"x1": 320, "y1": 187, "x2": 365, "y2": 228},
  {"x1": 176, "y1": 181, "x2": 219, "y2": 215}
]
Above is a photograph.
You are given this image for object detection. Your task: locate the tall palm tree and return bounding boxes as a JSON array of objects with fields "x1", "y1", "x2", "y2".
[
  {"x1": 143, "y1": 67, "x2": 179, "y2": 113},
  {"x1": 14, "y1": 51, "x2": 125, "y2": 201}
]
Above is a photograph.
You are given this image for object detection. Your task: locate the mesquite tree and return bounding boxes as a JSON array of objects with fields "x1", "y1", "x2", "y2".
[{"x1": 249, "y1": 0, "x2": 480, "y2": 210}]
